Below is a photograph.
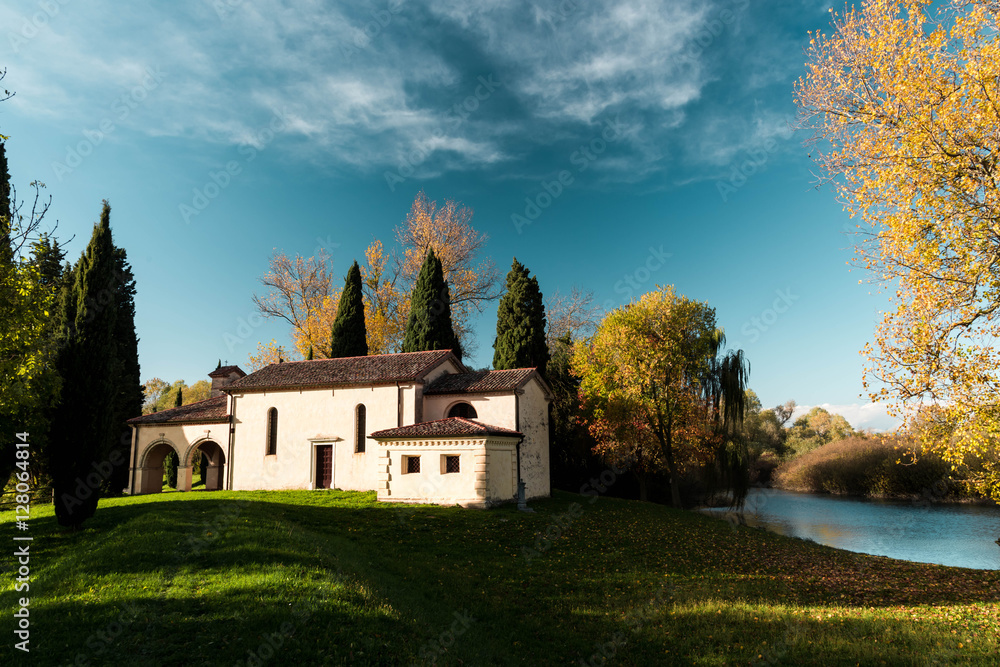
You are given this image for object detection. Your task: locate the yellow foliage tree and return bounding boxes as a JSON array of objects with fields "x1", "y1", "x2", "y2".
[
  {"x1": 252, "y1": 250, "x2": 339, "y2": 359},
  {"x1": 796, "y1": 0, "x2": 1000, "y2": 501},
  {"x1": 253, "y1": 193, "x2": 499, "y2": 357},
  {"x1": 359, "y1": 191, "x2": 501, "y2": 354},
  {"x1": 572, "y1": 287, "x2": 750, "y2": 507},
  {"x1": 361, "y1": 239, "x2": 409, "y2": 355},
  {"x1": 247, "y1": 339, "x2": 291, "y2": 372}
]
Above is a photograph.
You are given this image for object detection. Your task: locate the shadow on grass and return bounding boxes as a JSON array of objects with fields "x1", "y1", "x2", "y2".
[{"x1": 4, "y1": 490, "x2": 999, "y2": 665}]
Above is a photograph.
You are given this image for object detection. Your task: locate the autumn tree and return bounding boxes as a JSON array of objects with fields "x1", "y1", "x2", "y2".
[
  {"x1": 795, "y1": 0, "x2": 1000, "y2": 501},
  {"x1": 546, "y1": 286, "x2": 602, "y2": 346},
  {"x1": 361, "y1": 239, "x2": 408, "y2": 354},
  {"x1": 0, "y1": 140, "x2": 61, "y2": 490},
  {"x1": 573, "y1": 286, "x2": 750, "y2": 507},
  {"x1": 361, "y1": 191, "x2": 501, "y2": 354},
  {"x1": 329, "y1": 260, "x2": 368, "y2": 358},
  {"x1": 143, "y1": 378, "x2": 170, "y2": 414},
  {"x1": 785, "y1": 407, "x2": 856, "y2": 457},
  {"x1": 493, "y1": 259, "x2": 549, "y2": 373},
  {"x1": 185, "y1": 380, "x2": 211, "y2": 403},
  {"x1": 252, "y1": 249, "x2": 339, "y2": 359},
  {"x1": 247, "y1": 339, "x2": 290, "y2": 372}
]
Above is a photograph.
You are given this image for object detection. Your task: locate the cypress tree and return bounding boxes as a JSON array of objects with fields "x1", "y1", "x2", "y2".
[
  {"x1": 106, "y1": 246, "x2": 142, "y2": 495},
  {"x1": 165, "y1": 450, "x2": 178, "y2": 489},
  {"x1": 0, "y1": 140, "x2": 11, "y2": 258},
  {"x1": 174, "y1": 386, "x2": 183, "y2": 408},
  {"x1": 30, "y1": 233, "x2": 66, "y2": 288},
  {"x1": 306, "y1": 346, "x2": 314, "y2": 361},
  {"x1": 492, "y1": 258, "x2": 549, "y2": 373},
  {"x1": 48, "y1": 201, "x2": 120, "y2": 528},
  {"x1": 402, "y1": 249, "x2": 461, "y2": 359},
  {"x1": 195, "y1": 450, "x2": 205, "y2": 486},
  {"x1": 329, "y1": 260, "x2": 368, "y2": 358}
]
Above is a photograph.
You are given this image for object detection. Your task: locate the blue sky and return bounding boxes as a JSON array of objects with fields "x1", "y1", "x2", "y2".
[{"x1": 0, "y1": 0, "x2": 897, "y2": 429}]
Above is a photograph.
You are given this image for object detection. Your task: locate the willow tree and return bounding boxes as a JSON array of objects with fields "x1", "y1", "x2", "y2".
[
  {"x1": 795, "y1": 0, "x2": 1000, "y2": 502},
  {"x1": 572, "y1": 286, "x2": 750, "y2": 508}
]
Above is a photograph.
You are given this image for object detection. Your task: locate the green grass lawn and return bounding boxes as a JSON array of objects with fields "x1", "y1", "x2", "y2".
[{"x1": 2, "y1": 489, "x2": 998, "y2": 666}]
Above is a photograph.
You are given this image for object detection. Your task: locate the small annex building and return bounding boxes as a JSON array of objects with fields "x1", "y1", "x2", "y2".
[{"x1": 126, "y1": 350, "x2": 552, "y2": 507}]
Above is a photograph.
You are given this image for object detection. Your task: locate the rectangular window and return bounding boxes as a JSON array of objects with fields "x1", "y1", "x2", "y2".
[
  {"x1": 444, "y1": 455, "x2": 460, "y2": 474},
  {"x1": 405, "y1": 456, "x2": 420, "y2": 474}
]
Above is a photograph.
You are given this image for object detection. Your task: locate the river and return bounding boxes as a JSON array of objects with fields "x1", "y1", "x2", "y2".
[{"x1": 699, "y1": 487, "x2": 1000, "y2": 570}]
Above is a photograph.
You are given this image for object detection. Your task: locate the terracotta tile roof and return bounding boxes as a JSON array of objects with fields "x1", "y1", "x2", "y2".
[
  {"x1": 370, "y1": 417, "x2": 523, "y2": 439},
  {"x1": 208, "y1": 365, "x2": 246, "y2": 378},
  {"x1": 423, "y1": 368, "x2": 537, "y2": 395},
  {"x1": 224, "y1": 350, "x2": 460, "y2": 393},
  {"x1": 128, "y1": 395, "x2": 229, "y2": 425}
]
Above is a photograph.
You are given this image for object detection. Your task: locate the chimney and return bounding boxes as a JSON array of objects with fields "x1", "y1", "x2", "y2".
[{"x1": 208, "y1": 364, "x2": 246, "y2": 398}]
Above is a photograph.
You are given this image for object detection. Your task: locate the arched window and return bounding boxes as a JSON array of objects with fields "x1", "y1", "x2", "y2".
[
  {"x1": 266, "y1": 408, "x2": 278, "y2": 456},
  {"x1": 355, "y1": 404, "x2": 366, "y2": 453},
  {"x1": 447, "y1": 402, "x2": 478, "y2": 419}
]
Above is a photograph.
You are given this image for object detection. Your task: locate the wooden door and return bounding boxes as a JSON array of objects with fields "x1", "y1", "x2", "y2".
[{"x1": 316, "y1": 445, "x2": 333, "y2": 489}]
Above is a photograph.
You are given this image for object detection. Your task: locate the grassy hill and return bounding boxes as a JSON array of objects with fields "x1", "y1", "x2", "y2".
[{"x1": 2, "y1": 489, "x2": 999, "y2": 665}]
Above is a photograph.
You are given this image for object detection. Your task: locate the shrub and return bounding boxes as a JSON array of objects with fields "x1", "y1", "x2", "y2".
[{"x1": 772, "y1": 435, "x2": 975, "y2": 499}]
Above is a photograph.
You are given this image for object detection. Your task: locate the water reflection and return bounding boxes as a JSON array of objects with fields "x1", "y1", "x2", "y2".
[{"x1": 700, "y1": 488, "x2": 1000, "y2": 570}]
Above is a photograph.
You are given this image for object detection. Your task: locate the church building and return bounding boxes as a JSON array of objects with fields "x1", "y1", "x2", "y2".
[{"x1": 126, "y1": 350, "x2": 552, "y2": 507}]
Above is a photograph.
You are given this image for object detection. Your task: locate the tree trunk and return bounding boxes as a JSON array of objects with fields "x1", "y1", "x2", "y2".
[
  {"x1": 667, "y1": 457, "x2": 682, "y2": 509},
  {"x1": 637, "y1": 471, "x2": 649, "y2": 502}
]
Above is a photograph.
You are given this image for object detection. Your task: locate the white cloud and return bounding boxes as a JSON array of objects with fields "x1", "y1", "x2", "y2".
[
  {"x1": 1, "y1": 0, "x2": 793, "y2": 181},
  {"x1": 792, "y1": 403, "x2": 903, "y2": 433}
]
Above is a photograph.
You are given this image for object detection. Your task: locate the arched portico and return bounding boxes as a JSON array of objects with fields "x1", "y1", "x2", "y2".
[
  {"x1": 180, "y1": 439, "x2": 227, "y2": 492},
  {"x1": 134, "y1": 439, "x2": 182, "y2": 494}
]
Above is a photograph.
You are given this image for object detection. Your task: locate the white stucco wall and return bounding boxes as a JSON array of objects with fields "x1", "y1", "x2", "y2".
[
  {"x1": 375, "y1": 436, "x2": 519, "y2": 507},
  {"x1": 230, "y1": 384, "x2": 398, "y2": 491},
  {"x1": 518, "y1": 378, "x2": 551, "y2": 500},
  {"x1": 422, "y1": 393, "x2": 516, "y2": 426}
]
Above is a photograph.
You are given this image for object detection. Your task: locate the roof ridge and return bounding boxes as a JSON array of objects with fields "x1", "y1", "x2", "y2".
[
  {"x1": 269, "y1": 349, "x2": 453, "y2": 365},
  {"x1": 162, "y1": 394, "x2": 225, "y2": 410}
]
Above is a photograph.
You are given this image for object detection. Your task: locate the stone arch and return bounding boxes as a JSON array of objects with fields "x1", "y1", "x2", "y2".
[
  {"x1": 136, "y1": 438, "x2": 182, "y2": 494},
  {"x1": 446, "y1": 401, "x2": 478, "y2": 419},
  {"x1": 184, "y1": 439, "x2": 227, "y2": 491}
]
